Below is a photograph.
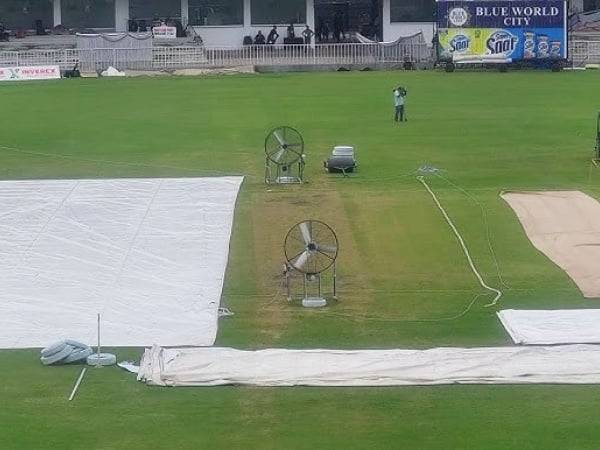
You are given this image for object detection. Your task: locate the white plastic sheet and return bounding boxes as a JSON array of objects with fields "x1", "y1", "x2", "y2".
[
  {"x1": 0, "y1": 177, "x2": 243, "y2": 348},
  {"x1": 138, "y1": 344, "x2": 600, "y2": 387},
  {"x1": 498, "y1": 309, "x2": 600, "y2": 345}
]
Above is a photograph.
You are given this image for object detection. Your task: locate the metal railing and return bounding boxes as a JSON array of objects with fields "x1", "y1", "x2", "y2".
[
  {"x1": 0, "y1": 42, "x2": 430, "y2": 72},
  {"x1": 569, "y1": 40, "x2": 600, "y2": 66},
  {"x1": 3, "y1": 41, "x2": 600, "y2": 71}
]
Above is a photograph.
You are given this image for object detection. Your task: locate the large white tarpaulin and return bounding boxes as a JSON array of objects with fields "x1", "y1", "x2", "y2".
[
  {"x1": 498, "y1": 309, "x2": 600, "y2": 345},
  {"x1": 138, "y1": 344, "x2": 600, "y2": 387},
  {"x1": 502, "y1": 191, "x2": 600, "y2": 298},
  {"x1": 0, "y1": 177, "x2": 243, "y2": 349}
]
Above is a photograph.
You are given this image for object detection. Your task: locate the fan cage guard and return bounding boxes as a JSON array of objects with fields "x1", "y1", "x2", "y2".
[
  {"x1": 264, "y1": 126, "x2": 306, "y2": 184},
  {"x1": 283, "y1": 220, "x2": 339, "y2": 307}
]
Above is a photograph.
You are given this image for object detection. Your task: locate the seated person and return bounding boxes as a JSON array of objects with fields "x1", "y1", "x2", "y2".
[
  {"x1": 266, "y1": 26, "x2": 279, "y2": 44},
  {"x1": 0, "y1": 22, "x2": 9, "y2": 42},
  {"x1": 174, "y1": 19, "x2": 185, "y2": 37},
  {"x1": 254, "y1": 30, "x2": 265, "y2": 45},
  {"x1": 128, "y1": 19, "x2": 139, "y2": 32},
  {"x1": 34, "y1": 19, "x2": 47, "y2": 36}
]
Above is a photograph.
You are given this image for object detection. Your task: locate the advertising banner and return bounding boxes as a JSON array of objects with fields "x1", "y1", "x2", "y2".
[
  {"x1": 152, "y1": 26, "x2": 177, "y2": 39},
  {"x1": 0, "y1": 66, "x2": 61, "y2": 82},
  {"x1": 436, "y1": 0, "x2": 567, "y2": 62}
]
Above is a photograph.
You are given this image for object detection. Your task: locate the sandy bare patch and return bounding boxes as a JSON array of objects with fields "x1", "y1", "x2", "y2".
[{"x1": 502, "y1": 191, "x2": 600, "y2": 298}]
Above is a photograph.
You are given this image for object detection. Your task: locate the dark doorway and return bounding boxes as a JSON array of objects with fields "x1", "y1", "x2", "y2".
[{"x1": 314, "y1": 0, "x2": 382, "y2": 42}]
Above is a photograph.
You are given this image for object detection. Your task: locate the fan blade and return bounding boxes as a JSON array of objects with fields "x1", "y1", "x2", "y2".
[
  {"x1": 294, "y1": 251, "x2": 310, "y2": 269},
  {"x1": 317, "y1": 244, "x2": 337, "y2": 254},
  {"x1": 273, "y1": 131, "x2": 286, "y2": 146},
  {"x1": 273, "y1": 148, "x2": 285, "y2": 162},
  {"x1": 299, "y1": 222, "x2": 311, "y2": 245}
]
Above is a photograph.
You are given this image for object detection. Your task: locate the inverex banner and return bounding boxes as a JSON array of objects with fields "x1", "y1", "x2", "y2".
[
  {"x1": 436, "y1": 0, "x2": 567, "y2": 62},
  {"x1": 0, "y1": 66, "x2": 61, "y2": 82}
]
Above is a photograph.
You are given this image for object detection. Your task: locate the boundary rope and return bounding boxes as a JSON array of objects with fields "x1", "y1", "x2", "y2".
[{"x1": 417, "y1": 176, "x2": 503, "y2": 307}]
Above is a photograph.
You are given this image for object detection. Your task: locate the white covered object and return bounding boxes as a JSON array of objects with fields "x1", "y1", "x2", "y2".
[
  {"x1": 138, "y1": 344, "x2": 600, "y2": 387},
  {"x1": 332, "y1": 146, "x2": 354, "y2": 156},
  {"x1": 0, "y1": 177, "x2": 243, "y2": 348},
  {"x1": 101, "y1": 66, "x2": 126, "y2": 77},
  {"x1": 498, "y1": 309, "x2": 600, "y2": 345}
]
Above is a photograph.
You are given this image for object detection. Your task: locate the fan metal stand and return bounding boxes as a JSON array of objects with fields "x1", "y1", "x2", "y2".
[
  {"x1": 285, "y1": 262, "x2": 337, "y2": 308},
  {"x1": 265, "y1": 158, "x2": 305, "y2": 184}
]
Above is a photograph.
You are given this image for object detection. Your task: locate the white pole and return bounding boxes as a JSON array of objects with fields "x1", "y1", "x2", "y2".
[
  {"x1": 68, "y1": 368, "x2": 87, "y2": 401},
  {"x1": 181, "y1": 0, "x2": 189, "y2": 27},
  {"x1": 53, "y1": 0, "x2": 62, "y2": 28}
]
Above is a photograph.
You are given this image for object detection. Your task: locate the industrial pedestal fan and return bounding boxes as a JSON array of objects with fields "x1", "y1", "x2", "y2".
[
  {"x1": 264, "y1": 126, "x2": 305, "y2": 184},
  {"x1": 284, "y1": 219, "x2": 338, "y2": 307}
]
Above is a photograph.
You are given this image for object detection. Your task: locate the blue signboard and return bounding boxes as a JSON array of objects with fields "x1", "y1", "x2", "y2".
[{"x1": 436, "y1": 0, "x2": 568, "y2": 62}]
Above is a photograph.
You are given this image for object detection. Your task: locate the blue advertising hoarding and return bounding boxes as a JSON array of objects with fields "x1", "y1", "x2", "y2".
[{"x1": 436, "y1": 0, "x2": 568, "y2": 62}]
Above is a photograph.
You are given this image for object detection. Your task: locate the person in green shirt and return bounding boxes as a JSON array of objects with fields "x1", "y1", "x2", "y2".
[{"x1": 393, "y1": 86, "x2": 407, "y2": 122}]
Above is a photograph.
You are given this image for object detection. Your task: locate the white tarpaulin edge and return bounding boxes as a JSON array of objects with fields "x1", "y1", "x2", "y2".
[
  {"x1": 498, "y1": 309, "x2": 600, "y2": 345},
  {"x1": 0, "y1": 177, "x2": 243, "y2": 348},
  {"x1": 137, "y1": 344, "x2": 600, "y2": 387}
]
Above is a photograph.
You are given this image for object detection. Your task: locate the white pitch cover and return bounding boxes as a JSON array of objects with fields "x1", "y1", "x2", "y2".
[
  {"x1": 498, "y1": 309, "x2": 600, "y2": 345},
  {"x1": 138, "y1": 344, "x2": 600, "y2": 387},
  {"x1": 0, "y1": 177, "x2": 243, "y2": 348}
]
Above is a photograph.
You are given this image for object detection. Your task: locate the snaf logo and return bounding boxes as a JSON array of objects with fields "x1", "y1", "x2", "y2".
[
  {"x1": 450, "y1": 35, "x2": 470, "y2": 53},
  {"x1": 486, "y1": 30, "x2": 518, "y2": 56},
  {"x1": 448, "y1": 7, "x2": 469, "y2": 27}
]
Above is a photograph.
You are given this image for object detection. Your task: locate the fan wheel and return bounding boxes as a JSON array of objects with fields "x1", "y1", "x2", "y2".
[
  {"x1": 265, "y1": 126, "x2": 304, "y2": 167},
  {"x1": 285, "y1": 220, "x2": 338, "y2": 275}
]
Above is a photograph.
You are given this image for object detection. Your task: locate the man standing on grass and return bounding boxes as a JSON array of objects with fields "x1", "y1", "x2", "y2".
[{"x1": 393, "y1": 86, "x2": 407, "y2": 123}]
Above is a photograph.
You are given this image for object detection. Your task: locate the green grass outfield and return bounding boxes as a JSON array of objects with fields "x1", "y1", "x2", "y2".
[{"x1": 2, "y1": 71, "x2": 600, "y2": 449}]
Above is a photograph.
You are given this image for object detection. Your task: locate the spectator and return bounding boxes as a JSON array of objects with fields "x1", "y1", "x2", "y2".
[
  {"x1": 0, "y1": 22, "x2": 9, "y2": 42},
  {"x1": 302, "y1": 25, "x2": 314, "y2": 45},
  {"x1": 287, "y1": 23, "x2": 295, "y2": 39},
  {"x1": 267, "y1": 26, "x2": 279, "y2": 44},
  {"x1": 316, "y1": 17, "x2": 323, "y2": 42},
  {"x1": 254, "y1": 30, "x2": 265, "y2": 45},
  {"x1": 333, "y1": 12, "x2": 344, "y2": 42},
  {"x1": 321, "y1": 21, "x2": 330, "y2": 42},
  {"x1": 128, "y1": 18, "x2": 139, "y2": 32}
]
